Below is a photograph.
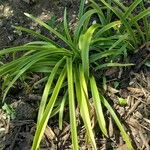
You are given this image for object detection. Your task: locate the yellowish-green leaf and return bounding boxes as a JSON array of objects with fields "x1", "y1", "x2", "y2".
[
  {"x1": 79, "y1": 24, "x2": 99, "y2": 80},
  {"x1": 90, "y1": 76, "x2": 108, "y2": 136}
]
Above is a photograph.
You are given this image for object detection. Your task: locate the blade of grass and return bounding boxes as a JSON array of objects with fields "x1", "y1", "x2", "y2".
[
  {"x1": 25, "y1": 41, "x2": 56, "y2": 47},
  {"x1": 90, "y1": 49, "x2": 121, "y2": 63},
  {"x1": 0, "y1": 56, "x2": 32, "y2": 76},
  {"x1": 0, "y1": 45, "x2": 72, "y2": 56},
  {"x1": 123, "y1": 0, "x2": 145, "y2": 43},
  {"x1": 74, "y1": 66, "x2": 82, "y2": 106},
  {"x1": 106, "y1": 0, "x2": 112, "y2": 23},
  {"x1": 111, "y1": 0, "x2": 126, "y2": 10},
  {"x1": 140, "y1": 1, "x2": 150, "y2": 41}
]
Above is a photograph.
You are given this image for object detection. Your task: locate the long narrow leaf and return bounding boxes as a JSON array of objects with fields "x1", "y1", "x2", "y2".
[
  {"x1": 59, "y1": 91, "x2": 67, "y2": 130},
  {"x1": 140, "y1": 2, "x2": 150, "y2": 41},
  {"x1": 64, "y1": 8, "x2": 73, "y2": 43},
  {"x1": 95, "y1": 62, "x2": 134, "y2": 70},
  {"x1": 130, "y1": 8, "x2": 150, "y2": 25},
  {"x1": 100, "y1": 0, "x2": 137, "y2": 46},
  {"x1": 32, "y1": 67, "x2": 66, "y2": 150},
  {"x1": 37, "y1": 57, "x2": 65, "y2": 125},
  {"x1": 90, "y1": 0, "x2": 107, "y2": 25},
  {"x1": 100, "y1": 95, "x2": 133, "y2": 150},
  {"x1": 24, "y1": 13, "x2": 75, "y2": 50},
  {"x1": 108, "y1": 34, "x2": 128, "y2": 50},
  {"x1": 112, "y1": 0, "x2": 126, "y2": 10},
  {"x1": 14, "y1": 26, "x2": 58, "y2": 46},
  {"x1": 90, "y1": 76, "x2": 107, "y2": 136},
  {"x1": 95, "y1": 20, "x2": 121, "y2": 37},
  {"x1": 79, "y1": 24, "x2": 99, "y2": 80},
  {"x1": 124, "y1": 0, "x2": 142, "y2": 18},
  {"x1": 2, "y1": 51, "x2": 53, "y2": 102},
  {"x1": 78, "y1": 0, "x2": 86, "y2": 19},
  {"x1": 74, "y1": 9, "x2": 97, "y2": 45},
  {"x1": 67, "y1": 57, "x2": 79, "y2": 150},
  {"x1": 79, "y1": 66, "x2": 97, "y2": 150},
  {"x1": 122, "y1": 0, "x2": 145, "y2": 43},
  {"x1": 0, "y1": 45, "x2": 72, "y2": 56}
]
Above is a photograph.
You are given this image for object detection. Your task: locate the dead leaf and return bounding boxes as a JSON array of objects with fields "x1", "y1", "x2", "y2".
[
  {"x1": 126, "y1": 100, "x2": 141, "y2": 118},
  {"x1": 44, "y1": 125, "x2": 56, "y2": 141},
  {"x1": 108, "y1": 117, "x2": 114, "y2": 137},
  {"x1": 116, "y1": 144, "x2": 128, "y2": 150},
  {"x1": 108, "y1": 86, "x2": 119, "y2": 94},
  {"x1": 127, "y1": 87, "x2": 143, "y2": 94}
]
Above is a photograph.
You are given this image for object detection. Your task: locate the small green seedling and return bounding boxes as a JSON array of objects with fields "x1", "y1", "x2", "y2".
[
  {"x1": 118, "y1": 97, "x2": 127, "y2": 106},
  {"x1": 2, "y1": 103, "x2": 16, "y2": 119}
]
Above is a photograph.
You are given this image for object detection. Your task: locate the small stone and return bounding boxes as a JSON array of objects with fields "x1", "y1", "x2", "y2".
[
  {"x1": 0, "y1": 21, "x2": 3, "y2": 27},
  {"x1": 8, "y1": 35, "x2": 14, "y2": 41}
]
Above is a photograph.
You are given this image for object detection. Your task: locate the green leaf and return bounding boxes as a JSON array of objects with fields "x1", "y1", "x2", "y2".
[
  {"x1": 59, "y1": 92, "x2": 67, "y2": 130},
  {"x1": 112, "y1": 0, "x2": 126, "y2": 10},
  {"x1": 32, "y1": 67, "x2": 66, "y2": 150},
  {"x1": 78, "y1": 0, "x2": 86, "y2": 19},
  {"x1": 37, "y1": 57, "x2": 65, "y2": 125},
  {"x1": 90, "y1": 76, "x2": 108, "y2": 136},
  {"x1": 100, "y1": 95, "x2": 133, "y2": 150},
  {"x1": 2, "y1": 51, "x2": 52, "y2": 102},
  {"x1": 79, "y1": 66, "x2": 97, "y2": 150},
  {"x1": 95, "y1": 20, "x2": 121, "y2": 37},
  {"x1": 95, "y1": 63, "x2": 134, "y2": 70},
  {"x1": 100, "y1": 0, "x2": 137, "y2": 46},
  {"x1": 89, "y1": 0, "x2": 107, "y2": 25},
  {"x1": 67, "y1": 57, "x2": 79, "y2": 150},
  {"x1": 108, "y1": 34, "x2": 128, "y2": 51},
  {"x1": 79, "y1": 24, "x2": 99, "y2": 80},
  {"x1": 0, "y1": 45, "x2": 72, "y2": 56},
  {"x1": 24, "y1": 13, "x2": 75, "y2": 50},
  {"x1": 14, "y1": 26, "x2": 58, "y2": 46},
  {"x1": 74, "y1": 9, "x2": 97, "y2": 45},
  {"x1": 63, "y1": 8, "x2": 73, "y2": 43},
  {"x1": 130, "y1": 8, "x2": 150, "y2": 25},
  {"x1": 124, "y1": 0, "x2": 142, "y2": 18}
]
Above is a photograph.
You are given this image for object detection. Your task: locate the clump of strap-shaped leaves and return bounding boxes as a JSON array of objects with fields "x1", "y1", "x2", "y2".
[
  {"x1": 2, "y1": 0, "x2": 149, "y2": 149},
  {"x1": 89, "y1": 0, "x2": 150, "y2": 49}
]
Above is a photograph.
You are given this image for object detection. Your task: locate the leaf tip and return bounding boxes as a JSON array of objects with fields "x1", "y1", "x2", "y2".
[{"x1": 24, "y1": 12, "x2": 30, "y2": 17}]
